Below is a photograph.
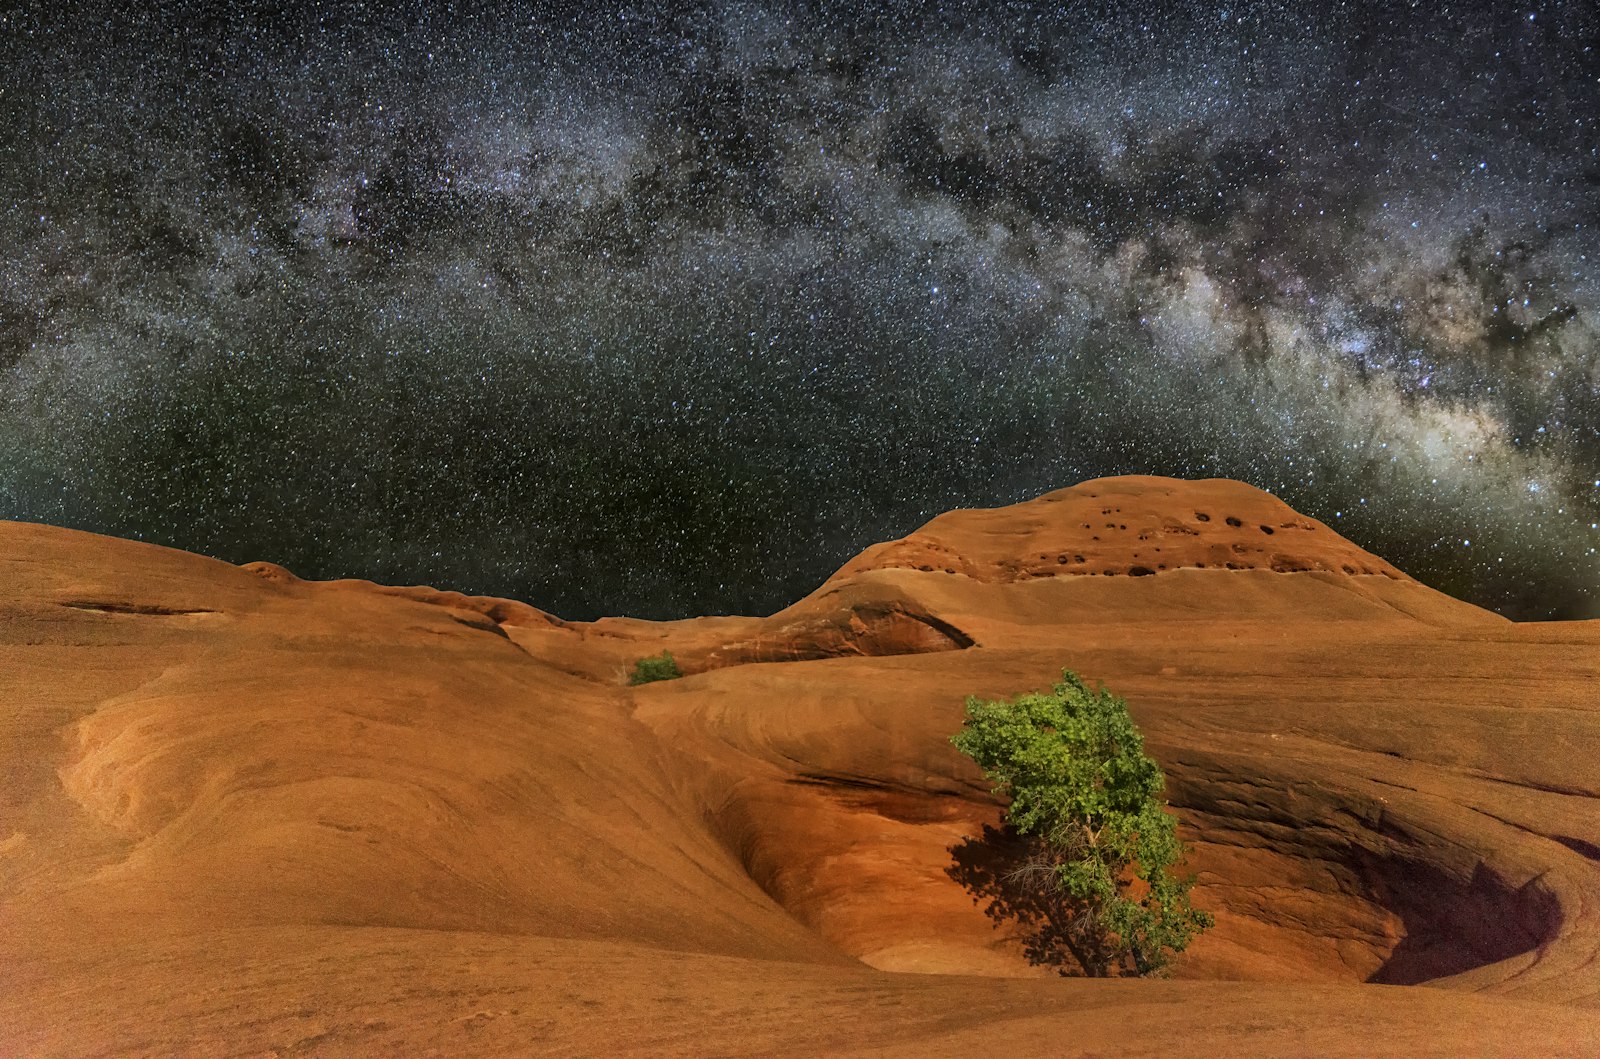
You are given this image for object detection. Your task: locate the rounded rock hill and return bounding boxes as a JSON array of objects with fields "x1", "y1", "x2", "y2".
[{"x1": 829, "y1": 475, "x2": 1408, "y2": 583}]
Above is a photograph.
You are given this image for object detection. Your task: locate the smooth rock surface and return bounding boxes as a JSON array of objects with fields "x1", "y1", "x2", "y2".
[{"x1": 3, "y1": 477, "x2": 1597, "y2": 1055}]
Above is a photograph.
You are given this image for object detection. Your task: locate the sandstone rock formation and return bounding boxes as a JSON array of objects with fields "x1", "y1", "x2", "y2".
[{"x1": 3, "y1": 477, "x2": 1597, "y2": 1055}]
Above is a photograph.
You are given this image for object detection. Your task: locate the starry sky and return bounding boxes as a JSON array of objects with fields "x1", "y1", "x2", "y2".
[{"x1": 3, "y1": 0, "x2": 1598, "y2": 620}]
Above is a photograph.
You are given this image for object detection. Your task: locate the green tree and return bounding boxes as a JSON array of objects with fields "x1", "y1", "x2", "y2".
[
  {"x1": 628, "y1": 650, "x2": 683, "y2": 685},
  {"x1": 950, "y1": 670, "x2": 1211, "y2": 976}
]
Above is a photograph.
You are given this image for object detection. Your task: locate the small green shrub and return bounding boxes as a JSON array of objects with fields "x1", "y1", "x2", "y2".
[
  {"x1": 951, "y1": 669, "x2": 1212, "y2": 976},
  {"x1": 629, "y1": 650, "x2": 682, "y2": 685}
]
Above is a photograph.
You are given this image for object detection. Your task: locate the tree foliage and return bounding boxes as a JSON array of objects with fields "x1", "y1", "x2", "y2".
[
  {"x1": 951, "y1": 670, "x2": 1212, "y2": 975},
  {"x1": 628, "y1": 650, "x2": 683, "y2": 685}
]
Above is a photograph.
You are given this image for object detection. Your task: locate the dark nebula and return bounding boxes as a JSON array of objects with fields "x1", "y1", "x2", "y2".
[{"x1": 3, "y1": 1, "x2": 1598, "y2": 619}]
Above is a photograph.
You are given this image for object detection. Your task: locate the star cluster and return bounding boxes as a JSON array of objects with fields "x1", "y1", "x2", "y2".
[{"x1": 3, "y1": 0, "x2": 1598, "y2": 619}]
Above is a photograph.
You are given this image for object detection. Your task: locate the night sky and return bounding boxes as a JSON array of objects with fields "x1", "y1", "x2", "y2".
[{"x1": 3, "y1": 1, "x2": 1598, "y2": 621}]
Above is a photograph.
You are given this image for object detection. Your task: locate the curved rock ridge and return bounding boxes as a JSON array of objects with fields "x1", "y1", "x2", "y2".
[
  {"x1": 575, "y1": 598, "x2": 975, "y2": 681},
  {"x1": 3, "y1": 479, "x2": 1599, "y2": 1056},
  {"x1": 241, "y1": 559, "x2": 570, "y2": 629},
  {"x1": 829, "y1": 475, "x2": 1410, "y2": 583}
]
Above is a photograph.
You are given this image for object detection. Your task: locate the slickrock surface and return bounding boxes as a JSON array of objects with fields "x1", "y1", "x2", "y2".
[{"x1": 3, "y1": 477, "x2": 1597, "y2": 1056}]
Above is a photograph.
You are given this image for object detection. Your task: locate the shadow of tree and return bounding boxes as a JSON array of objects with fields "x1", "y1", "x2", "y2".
[{"x1": 948, "y1": 824, "x2": 1129, "y2": 977}]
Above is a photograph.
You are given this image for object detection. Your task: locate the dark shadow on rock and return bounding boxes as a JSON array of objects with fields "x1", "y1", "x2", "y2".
[
  {"x1": 947, "y1": 824, "x2": 1127, "y2": 976},
  {"x1": 1365, "y1": 858, "x2": 1562, "y2": 985}
]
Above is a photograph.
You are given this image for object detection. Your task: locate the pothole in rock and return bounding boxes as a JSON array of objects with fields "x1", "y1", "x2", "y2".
[{"x1": 1170, "y1": 774, "x2": 1563, "y2": 985}]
